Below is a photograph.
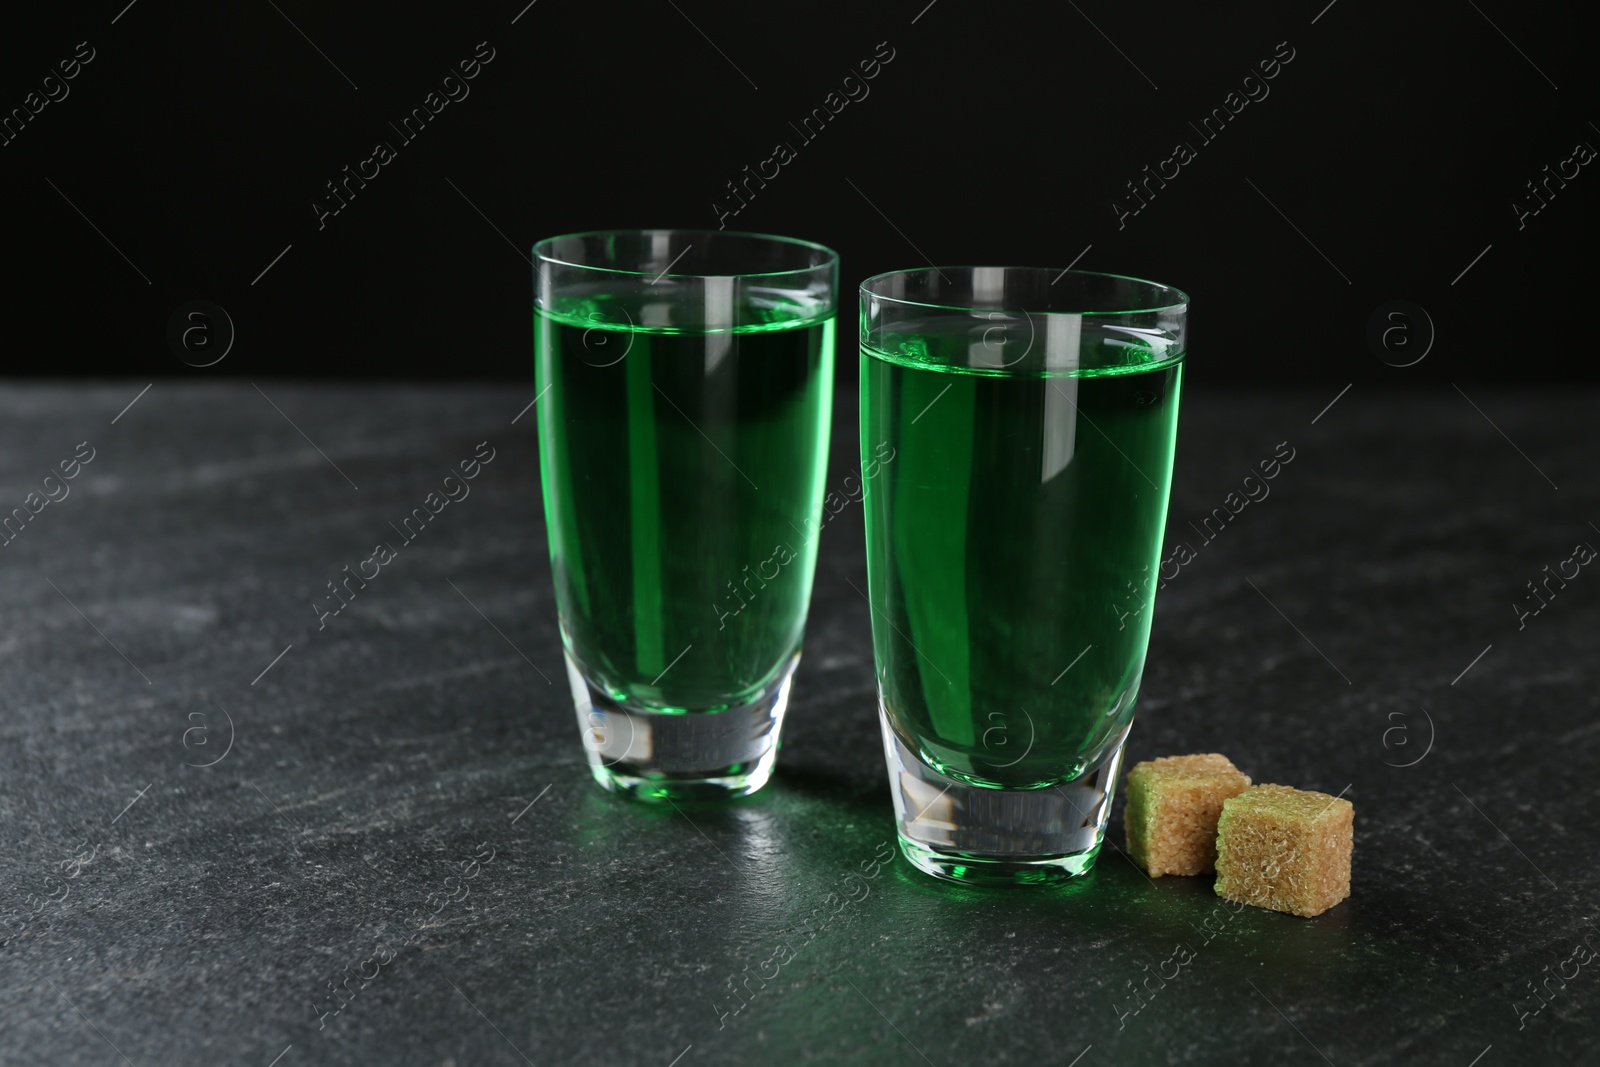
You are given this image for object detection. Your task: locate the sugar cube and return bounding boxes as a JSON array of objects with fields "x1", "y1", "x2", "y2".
[
  {"x1": 1214, "y1": 784, "x2": 1353, "y2": 918},
  {"x1": 1124, "y1": 753, "x2": 1252, "y2": 877}
]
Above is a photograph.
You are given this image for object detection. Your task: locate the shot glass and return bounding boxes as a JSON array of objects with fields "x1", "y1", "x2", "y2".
[
  {"x1": 534, "y1": 230, "x2": 838, "y2": 801},
  {"x1": 860, "y1": 267, "x2": 1188, "y2": 884}
]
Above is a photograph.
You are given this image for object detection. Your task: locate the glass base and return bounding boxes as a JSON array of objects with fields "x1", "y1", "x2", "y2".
[
  {"x1": 878, "y1": 709, "x2": 1129, "y2": 886},
  {"x1": 564, "y1": 651, "x2": 796, "y2": 802}
]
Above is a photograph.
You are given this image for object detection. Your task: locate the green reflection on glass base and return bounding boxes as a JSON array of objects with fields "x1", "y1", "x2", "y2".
[
  {"x1": 569, "y1": 649, "x2": 793, "y2": 803},
  {"x1": 896, "y1": 835, "x2": 1103, "y2": 887}
]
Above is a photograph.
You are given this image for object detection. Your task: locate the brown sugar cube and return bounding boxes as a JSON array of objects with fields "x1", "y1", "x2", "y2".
[
  {"x1": 1124, "y1": 753, "x2": 1252, "y2": 876},
  {"x1": 1214, "y1": 784, "x2": 1353, "y2": 918}
]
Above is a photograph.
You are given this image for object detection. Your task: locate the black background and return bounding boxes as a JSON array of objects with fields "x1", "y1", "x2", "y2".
[{"x1": 2, "y1": 0, "x2": 1591, "y2": 387}]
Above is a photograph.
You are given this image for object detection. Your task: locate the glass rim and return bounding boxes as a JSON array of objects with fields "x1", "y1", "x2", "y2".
[
  {"x1": 532, "y1": 228, "x2": 840, "y2": 281},
  {"x1": 859, "y1": 266, "x2": 1190, "y2": 317}
]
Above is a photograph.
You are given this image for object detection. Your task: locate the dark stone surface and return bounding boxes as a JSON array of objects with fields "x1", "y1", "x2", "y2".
[{"x1": 1, "y1": 382, "x2": 1596, "y2": 1066}]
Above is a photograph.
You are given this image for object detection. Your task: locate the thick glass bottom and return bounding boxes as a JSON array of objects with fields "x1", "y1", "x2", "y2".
[
  {"x1": 564, "y1": 651, "x2": 796, "y2": 802},
  {"x1": 878, "y1": 708, "x2": 1128, "y2": 886}
]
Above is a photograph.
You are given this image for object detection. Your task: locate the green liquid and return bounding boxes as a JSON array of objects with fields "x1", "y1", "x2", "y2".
[
  {"x1": 536, "y1": 297, "x2": 834, "y2": 713},
  {"x1": 862, "y1": 337, "x2": 1181, "y2": 789}
]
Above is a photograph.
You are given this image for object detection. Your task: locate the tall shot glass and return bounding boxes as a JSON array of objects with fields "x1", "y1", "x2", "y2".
[
  {"x1": 534, "y1": 230, "x2": 837, "y2": 801},
  {"x1": 860, "y1": 267, "x2": 1187, "y2": 883}
]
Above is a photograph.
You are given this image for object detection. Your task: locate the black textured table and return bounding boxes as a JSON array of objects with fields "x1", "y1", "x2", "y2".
[{"x1": 2, "y1": 383, "x2": 1595, "y2": 1066}]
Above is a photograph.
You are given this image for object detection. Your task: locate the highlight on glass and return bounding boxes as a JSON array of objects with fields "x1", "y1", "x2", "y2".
[
  {"x1": 534, "y1": 229, "x2": 838, "y2": 801},
  {"x1": 860, "y1": 266, "x2": 1188, "y2": 884}
]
